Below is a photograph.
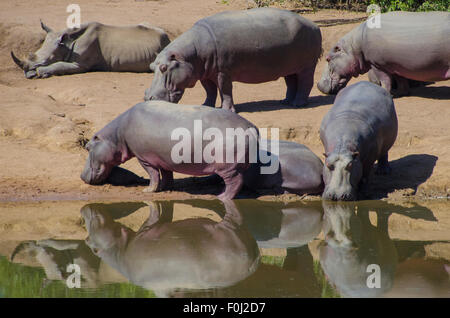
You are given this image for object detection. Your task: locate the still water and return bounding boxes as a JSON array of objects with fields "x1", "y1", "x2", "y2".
[{"x1": 0, "y1": 199, "x2": 449, "y2": 298}]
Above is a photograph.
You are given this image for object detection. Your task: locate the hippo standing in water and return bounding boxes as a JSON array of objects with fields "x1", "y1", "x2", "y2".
[
  {"x1": 317, "y1": 11, "x2": 449, "y2": 96},
  {"x1": 81, "y1": 201, "x2": 260, "y2": 296},
  {"x1": 145, "y1": 8, "x2": 322, "y2": 112},
  {"x1": 80, "y1": 101, "x2": 259, "y2": 200},
  {"x1": 320, "y1": 81, "x2": 398, "y2": 201},
  {"x1": 243, "y1": 139, "x2": 324, "y2": 195},
  {"x1": 11, "y1": 21, "x2": 170, "y2": 79}
]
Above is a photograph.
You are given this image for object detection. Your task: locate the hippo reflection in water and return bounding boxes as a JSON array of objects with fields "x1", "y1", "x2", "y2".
[
  {"x1": 81, "y1": 200, "x2": 260, "y2": 295},
  {"x1": 319, "y1": 201, "x2": 450, "y2": 298}
]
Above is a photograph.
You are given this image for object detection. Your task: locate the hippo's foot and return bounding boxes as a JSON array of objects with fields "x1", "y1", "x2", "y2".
[
  {"x1": 143, "y1": 183, "x2": 159, "y2": 193},
  {"x1": 280, "y1": 98, "x2": 307, "y2": 108},
  {"x1": 375, "y1": 164, "x2": 392, "y2": 175},
  {"x1": 280, "y1": 98, "x2": 292, "y2": 105}
]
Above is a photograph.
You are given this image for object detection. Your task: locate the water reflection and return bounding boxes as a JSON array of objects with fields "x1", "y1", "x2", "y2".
[
  {"x1": 4, "y1": 199, "x2": 450, "y2": 298},
  {"x1": 320, "y1": 201, "x2": 450, "y2": 298}
]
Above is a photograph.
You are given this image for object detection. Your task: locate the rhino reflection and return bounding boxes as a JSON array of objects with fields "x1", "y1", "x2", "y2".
[{"x1": 81, "y1": 200, "x2": 260, "y2": 296}]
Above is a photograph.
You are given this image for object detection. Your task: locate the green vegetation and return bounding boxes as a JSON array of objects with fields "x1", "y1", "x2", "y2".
[
  {"x1": 0, "y1": 256, "x2": 155, "y2": 298},
  {"x1": 313, "y1": 260, "x2": 340, "y2": 298},
  {"x1": 249, "y1": 0, "x2": 450, "y2": 12}
]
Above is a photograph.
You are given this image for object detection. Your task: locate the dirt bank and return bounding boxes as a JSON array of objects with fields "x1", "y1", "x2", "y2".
[{"x1": 0, "y1": 0, "x2": 449, "y2": 202}]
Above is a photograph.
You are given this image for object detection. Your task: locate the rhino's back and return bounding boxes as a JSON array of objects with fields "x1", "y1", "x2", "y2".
[{"x1": 96, "y1": 23, "x2": 170, "y2": 72}]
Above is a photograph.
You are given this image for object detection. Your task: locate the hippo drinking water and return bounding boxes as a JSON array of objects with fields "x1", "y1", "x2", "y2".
[
  {"x1": 80, "y1": 101, "x2": 259, "y2": 200},
  {"x1": 320, "y1": 81, "x2": 398, "y2": 201},
  {"x1": 145, "y1": 8, "x2": 322, "y2": 112},
  {"x1": 317, "y1": 11, "x2": 450, "y2": 96}
]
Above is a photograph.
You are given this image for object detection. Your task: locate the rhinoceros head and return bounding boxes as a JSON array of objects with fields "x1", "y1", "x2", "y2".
[
  {"x1": 11, "y1": 21, "x2": 80, "y2": 79},
  {"x1": 80, "y1": 135, "x2": 121, "y2": 185},
  {"x1": 144, "y1": 51, "x2": 196, "y2": 103}
]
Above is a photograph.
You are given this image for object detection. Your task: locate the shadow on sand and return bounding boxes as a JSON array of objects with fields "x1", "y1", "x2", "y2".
[
  {"x1": 235, "y1": 95, "x2": 335, "y2": 113},
  {"x1": 368, "y1": 154, "x2": 438, "y2": 199}
]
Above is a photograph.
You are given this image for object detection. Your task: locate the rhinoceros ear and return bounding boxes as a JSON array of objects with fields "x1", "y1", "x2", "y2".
[
  {"x1": 149, "y1": 62, "x2": 156, "y2": 72},
  {"x1": 40, "y1": 20, "x2": 52, "y2": 33}
]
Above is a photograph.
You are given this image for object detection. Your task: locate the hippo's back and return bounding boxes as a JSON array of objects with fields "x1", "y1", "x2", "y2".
[
  {"x1": 194, "y1": 8, "x2": 322, "y2": 81},
  {"x1": 363, "y1": 11, "x2": 449, "y2": 80},
  {"x1": 326, "y1": 81, "x2": 396, "y2": 126}
]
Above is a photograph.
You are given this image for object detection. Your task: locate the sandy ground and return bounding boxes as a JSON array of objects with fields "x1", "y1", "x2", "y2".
[{"x1": 0, "y1": 0, "x2": 449, "y2": 203}]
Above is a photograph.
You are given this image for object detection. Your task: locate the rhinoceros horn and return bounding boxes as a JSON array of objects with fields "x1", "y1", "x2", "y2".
[
  {"x1": 10, "y1": 241, "x2": 34, "y2": 261},
  {"x1": 40, "y1": 20, "x2": 52, "y2": 33},
  {"x1": 11, "y1": 51, "x2": 25, "y2": 70}
]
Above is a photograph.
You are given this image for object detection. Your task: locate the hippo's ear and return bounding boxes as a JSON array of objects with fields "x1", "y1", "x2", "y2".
[
  {"x1": 323, "y1": 152, "x2": 329, "y2": 158},
  {"x1": 168, "y1": 52, "x2": 183, "y2": 61},
  {"x1": 352, "y1": 151, "x2": 360, "y2": 159},
  {"x1": 149, "y1": 62, "x2": 155, "y2": 72}
]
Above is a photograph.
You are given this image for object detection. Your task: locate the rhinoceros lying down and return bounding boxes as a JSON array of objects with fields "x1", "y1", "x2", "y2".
[{"x1": 11, "y1": 21, "x2": 170, "y2": 79}]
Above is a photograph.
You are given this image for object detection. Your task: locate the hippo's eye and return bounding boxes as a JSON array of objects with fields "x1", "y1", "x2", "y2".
[
  {"x1": 333, "y1": 46, "x2": 341, "y2": 53},
  {"x1": 327, "y1": 163, "x2": 335, "y2": 171}
]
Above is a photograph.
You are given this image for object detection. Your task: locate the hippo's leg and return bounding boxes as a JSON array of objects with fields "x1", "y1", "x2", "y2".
[
  {"x1": 201, "y1": 79, "x2": 218, "y2": 107},
  {"x1": 281, "y1": 74, "x2": 297, "y2": 105},
  {"x1": 392, "y1": 75, "x2": 410, "y2": 97},
  {"x1": 217, "y1": 72, "x2": 235, "y2": 112},
  {"x1": 160, "y1": 169, "x2": 174, "y2": 190},
  {"x1": 370, "y1": 67, "x2": 392, "y2": 94},
  {"x1": 375, "y1": 153, "x2": 391, "y2": 175},
  {"x1": 139, "y1": 161, "x2": 160, "y2": 192},
  {"x1": 292, "y1": 66, "x2": 315, "y2": 107},
  {"x1": 216, "y1": 168, "x2": 244, "y2": 200}
]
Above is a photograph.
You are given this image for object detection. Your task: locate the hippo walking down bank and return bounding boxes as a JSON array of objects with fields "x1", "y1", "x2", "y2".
[
  {"x1": 80, "y1": 101, "x2": 259, "y2": 200},
  {"x1": 320, "y1": 81, "x2": 398, "y2": 201},
  {"x1": 317, "y1": 11, "x2": 450, "y2": 96},
  {"x1": 11, "y1": 21, "x2": 170, "y2": 79},
  {"x1": 145, "y1": 8, "x2": 322, "y2": 112}
]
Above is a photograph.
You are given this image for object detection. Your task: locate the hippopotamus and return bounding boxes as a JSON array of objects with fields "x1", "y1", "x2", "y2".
[
  {"x1": 317, "y1": 11, "x2": 450, "y2": 96},
  {"x1": 320, "y1": 81, "x2": 398, "y2": 201},
  {"x1": 81, "y1": 200, "x2": 260, "y2": 296},
  {"x1": 319, "y1": 201, "x2": 398, "y2": 297},
  {"x1": 144, "y1": 7, "x2": 322, "y2": 112},
  {"x1": 11, "y1": 21, "x2": 170, "y2": 79},
  {"x1": 243, "y1": 139, "x2": 324, "y2": 195},
  {"x1": 80, "y1": 100, "x2": 259, "y2": 200},
  {"x1": 176, "y1": 199, "x2": 323, "y2": 249}
]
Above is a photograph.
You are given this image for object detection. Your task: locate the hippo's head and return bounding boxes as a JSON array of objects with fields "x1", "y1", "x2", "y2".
[
  {"x1": 11, "y1": 21, "x2": 79, "y2": 79},
  {"x1": 317, "y1": 26, "x2": 369, "y2": 95},
  {"x1": 322, "y1": 150, "x2": 362, "y2": 201},
  {"x1": 319, "y1": 201, "x2": 397, "y2": 297},
  {"x1": 81, "y1": 204, "x2": 125, "y2": 256},
  {"x1": 144, "y1": 51, "x2": 196, "y2": 103},
  {"x1": 80, "y1": 135, "x2": 120, "y2": 185}
]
